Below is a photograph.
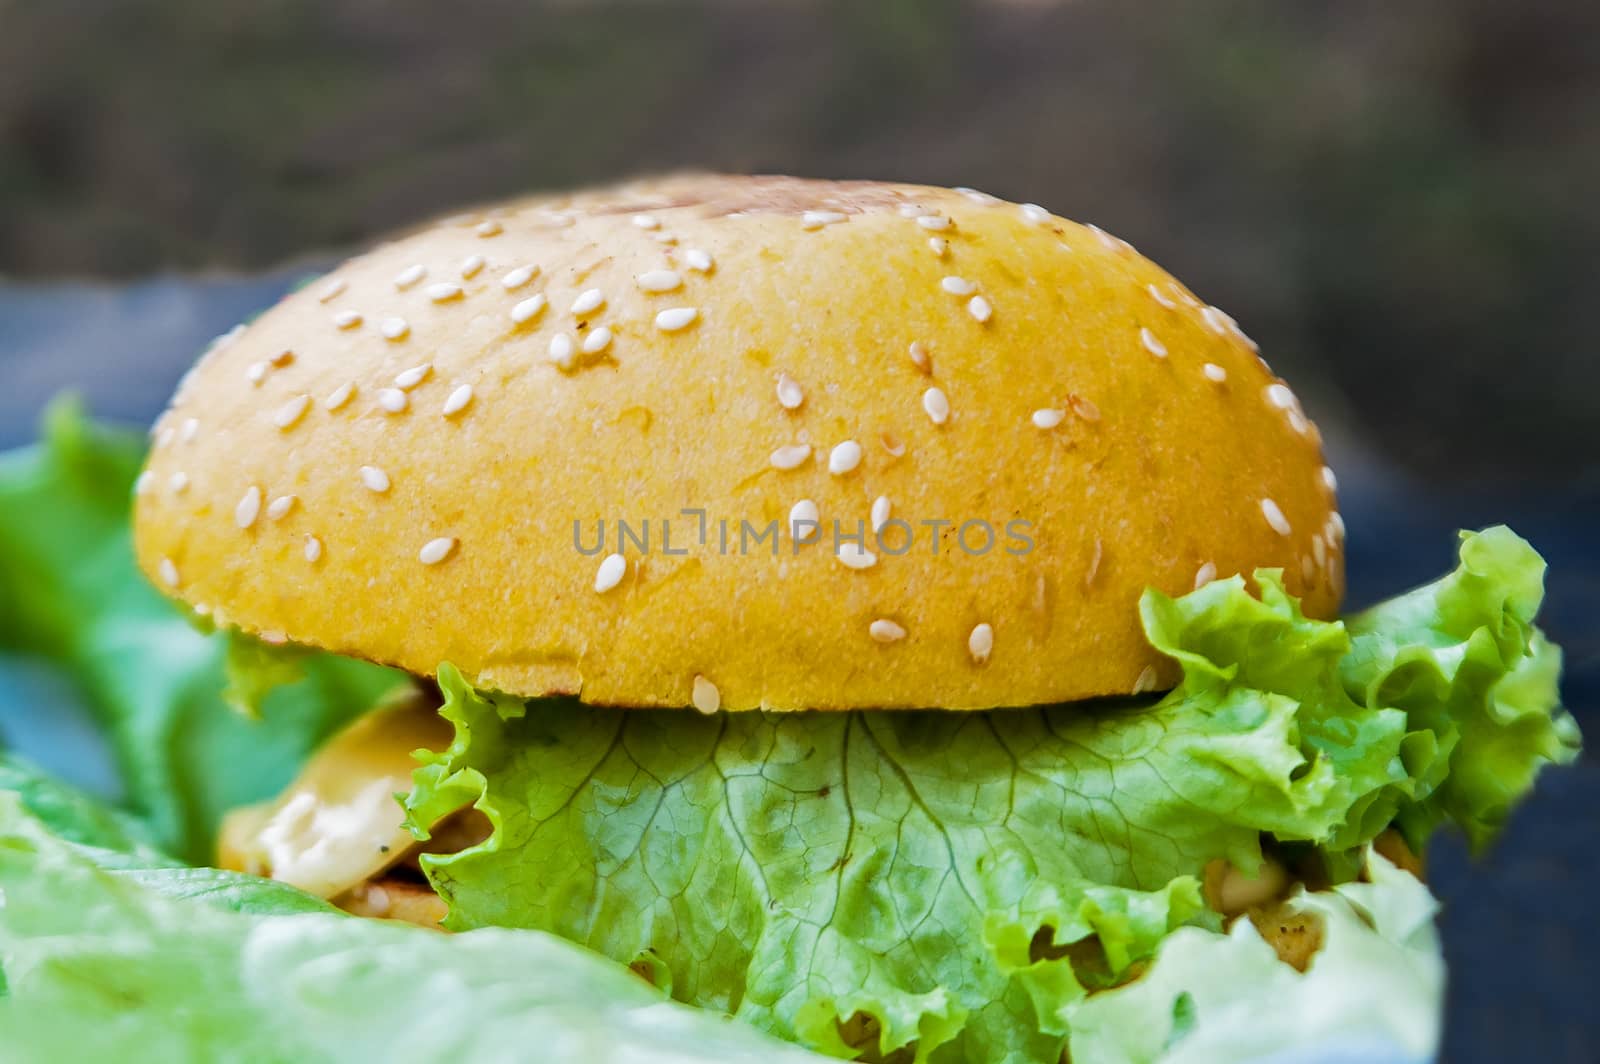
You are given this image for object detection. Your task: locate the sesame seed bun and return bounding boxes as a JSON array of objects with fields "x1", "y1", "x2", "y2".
[{"x1": 133, "y1": 174, "x2": 1343, "y2": 711}]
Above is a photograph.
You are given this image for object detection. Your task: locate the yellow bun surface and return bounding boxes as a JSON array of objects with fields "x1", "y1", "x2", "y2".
[{"x1": 134, "y1": 175, "x2": 1344, "y2": 710}]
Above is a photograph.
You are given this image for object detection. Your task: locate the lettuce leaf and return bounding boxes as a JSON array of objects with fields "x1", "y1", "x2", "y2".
[
  {"x1": 0, "y1": 790, "x2": 833, "y2": 1064},
  {"x1": 407, "y1": 528, "x2": 1575, "y2": 1062},
  {"x1": 1064, "y1": 848, "x2": 1444, "y2": 1064},
  {"x1": 0, "y1": 399, "x2": 404, "y2": 861},
  {"x1": 0, "y1": 751, "x2": 167, "y2": 857},
  {"x1": 1340, "y1": 526, "x2": 1581, "y2": 849}
]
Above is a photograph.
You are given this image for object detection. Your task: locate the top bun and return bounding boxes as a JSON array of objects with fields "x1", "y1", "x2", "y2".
[{"x1": 133, "y1": 174, "x2": 1343, "y2": 711}]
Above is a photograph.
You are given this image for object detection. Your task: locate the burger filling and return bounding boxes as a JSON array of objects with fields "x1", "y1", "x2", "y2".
[{"x1": 220, "y1": 527, "x2": 1576, "y2": 1063}]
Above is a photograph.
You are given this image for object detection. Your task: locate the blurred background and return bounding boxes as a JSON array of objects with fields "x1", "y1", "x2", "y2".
[{"x1": 1, "y1": 1, "x2": 1595, "y2": 1060}]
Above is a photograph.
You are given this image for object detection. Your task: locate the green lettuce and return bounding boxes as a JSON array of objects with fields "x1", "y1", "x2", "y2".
[
  {"x1": 406, "y1": 528, "x2": 1575, "y2": 1062},
  {"x1": 1341, "y1": 527, "x2": 1580, "y2": 849},
  {"x1": 0, "y1": 787, "x2": 833, "y2": 1063},
  {"x1": 0, "y1": 751, "x2": 165, "y2": 856},
  {"x1": 0, "y1": 399, "x2": 404, "y2": 861},
  {"x1": 1065, "y1": 848, "x2": 1444, "y2": 1064}
]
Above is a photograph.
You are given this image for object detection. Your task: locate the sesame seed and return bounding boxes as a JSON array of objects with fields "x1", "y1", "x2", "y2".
[
  {"x1": 1220, "y1": 311, "x2": 1258, "y2": 351},
  {"x1": 317, "y1": 278, "x2": 347, "y2": 303},
  {"x1": 801, "y1": 210, "x2": 846, "y2": 229},
  {"x1": 684, "y1": 248, "x2": 714, "y2": 273},
  {"x1": 427, "y1": 282, "x2": 463, "y2": 303},
  {"x1": 835, "y1": 542, "x2": 877, "y2": 570},
  {"x1": 475, "y1": 220, "x2": 503, "y2": 238},
  {"x1": 1203, "y1": 362, "x2": 1228, "y2": 383},
  {"x1": 443, "y1": 384, "x2": 474, "y2": 417},
  {"x1": 632, "y1": 214, "x2": 661, "y2": 230},
  {"x1": 1312, "y1": 533, "x2": 1327, "y2": 569},
  {"x1": 1328, "y1": 512, "x2": 1346, "y2": 541},
  {"x1": 511, "y1": 294, "x2": 547, "y2": 324},
  {"x1": 134, "y1": 471, "x2": 154, "y2": 496},
  {"x1": 776, "y1": 373, "x2": 804, "y2": 410},
  {"x1": 654, "y1": 307, "x2": 699, "y2": 332},
  {"x1": 691, "y1": 675, "x2": 720, "y2": 714},
  {"x1": 168, "y1": 472, "x2": 190, "y2": 495},
  {"x1": 395, "y1": 363, "x2": 432, "y2": 390},
  {"x1": 274, "y1": 394, "x2": 311, "y2": 430},
  {"x1": 359, "y1": 466, "x2": 391, "y2": 493},
  {"x1": 1032, "y1": 408, "x2": 1066, "y2": 429},
  {"x1": 235, "y1": 486, "x2": 262, "y2": 529},
  {"x1": 304, "y1": 535, "x2": 323, "y2": 563},
  {"x1": 1320, "y1": 466, "x2": 1338, "y2": 493},
  {"x1": 1089, "y1": 225, "x2": 1125, "y2": 253},
  {"x1": 377, "y1": 388, "x2": 408, "y2": 414},
  {"x1": 159, "y1": 557, "x2": 180, "y2": 588},
  {"x1": 260, "y1": 630, "x2": 288, "y2": 647},
  {"x1": 1140, "y1": 327, "x2": 1168, "y2": 358},
  {"x1": 333, "y1": 310, "x2": 363, "y2": 330},
  {"x1": 1020, "y1": 203, "x2": 1050, "y2": 224},
  {"x1": 870, "y1": 619, "x2": 907, "y2": 643},
  {"x1": 770, "y1": 443, "x2": 812, "y2": 470},
  {"x1": 967, "y1": 295, "x2": 993, "y2": 323},
  {"x1": 917, "y1": 214, "x2": 952, "y2": 231},
  {"x1": 179, "y1": 417, "x2": 199, "y2": 443},
  {"x1": 207, "y1": 324, "x2": 246, "y2": 352},
  {"x1": 1265, "y1": 383, "x2": 1297, "y2": 410},
  {"x1": 595, "y1": 552, "x2": 627, "y2": 593},
  {"x1": 380, "y1": 317, "x2": 410, "y2": 341},
  {"x1": 1133, "y1": 666, "x2": 1159, "y2": 694},
  {"x1": 928, "y1": 237, "x2": 949, "y2": 257},
  {"x1": 898, "y1": 203, "x2": 927, "y2": 218},
  {"x1": 941, "y1": 276, "x2": 976, "y2": 296},
  {"x1": 1147, "y1": 283, "x2": 1177, "y2": 310},
  {"x1": 1195, "y1": 561, "x2": 1218, "y2": 589},
  {"x1": 908, "y1": 341, "x2": 932, "y2": 373},
  {"x1": 1301, "y1": 554, "x2": 1316, "y2": 581},
  {"x1": 502, "y1": 265, "x2": 538, "y2": 290},
  {"x1": 419, "y1": 537, "x2": 456, "y2": 565},
  {"x1": 459, "y1": 254, "x2": 486, "y2": 279},
  {"x1": 325, "y1": 382, "x2": 357, "y2": 411},
  {"x1": 636, "y1": 269, "x2": 682, "y2": 293},
  {"x1": 880, "y1": 432, "x2": 906, "y2": 457},
  {"x1": 1201, "y1": 306, "x2": 1229, "y2": 335},
  {"x1": 157, "y1": 426, "x2": 175, "y2": 449},
  {"x1": 1287, "y1": 410, "x2": 1310, "y2": 435},
  {"x1": 394, "y1": 264, "x2": 426, "y2": 290},
  {"x1": 968, "y1": 623, "x2": 994, "y2": 664},
  {"x1": 582, "y1": 326, "x2": 614, "y2": 355},
  {"x1": 246, "y1": 361, "x2": 269, "y2": 385},
  {"x1": 571, "y1": 288, "x2": 605, "y2": 316},
  {"x1": 922, "y1": 386, "x2": 951, "y2": 425},
  {"x1": 955, "y1": 187, "x2": 999, "y2": 205},
  {"x1": 1261, "y1": 498, "x2": 1292, "y2": 536},
  {"x1": 789, "y1": 499, "x2": 820, "y2": 543},
  {"x1": 871, "y1": 495, "x2": 891, "y2": 533},
  {"x1": 267, "y1": 495, "x2": 296, "y2": 521},
  {"x1": 828, "y1": 440, "x2": 862, "y2": 475},
  {"x1": 549, "y1": 334, "x2": 576, "y2": 370}
]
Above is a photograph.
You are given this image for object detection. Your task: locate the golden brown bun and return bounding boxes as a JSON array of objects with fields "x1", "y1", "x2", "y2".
[{"x1": 133, "y1": 175, "x2": 1343, "y2": 710}]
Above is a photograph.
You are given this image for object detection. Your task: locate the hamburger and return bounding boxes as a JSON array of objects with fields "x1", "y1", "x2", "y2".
[{"x1": 126, "y1": 175, "x2": 1577, "y2": 1062}]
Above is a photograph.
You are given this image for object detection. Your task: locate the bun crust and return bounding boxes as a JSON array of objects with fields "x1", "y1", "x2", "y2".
[{"x1": 134, "y1": 175, "x2": 1343, "y2": 710}]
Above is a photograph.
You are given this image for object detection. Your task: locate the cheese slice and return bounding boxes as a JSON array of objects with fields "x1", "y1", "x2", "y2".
[{"x1": 218, "y1": 687, "x2": 453, "y2": 898}]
